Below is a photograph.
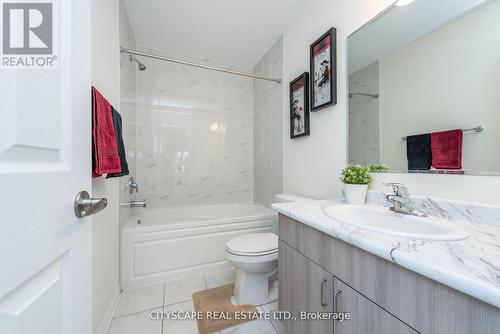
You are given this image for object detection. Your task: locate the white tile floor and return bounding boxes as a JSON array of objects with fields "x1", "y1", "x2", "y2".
[{"x1": 108, "y1": 269, "x2": 283, "y2": 334}]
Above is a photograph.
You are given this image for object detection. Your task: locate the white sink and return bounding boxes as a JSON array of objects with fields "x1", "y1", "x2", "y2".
[{"x1": 324, "y1": 205, "x2": 469, "y2": 241}]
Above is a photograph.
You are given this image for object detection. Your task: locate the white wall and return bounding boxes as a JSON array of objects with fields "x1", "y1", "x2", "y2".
[
  {"x1": 282, "y1": 0, "x2": 500, "y2": 205},
  {"x1": 379, "y1": 0, "x2": 500, "y2": 171},
  {"x1": 254, "y1": 38, "x2": 284, "y2": 208},
  {"x1": 91, "y1": 0, "x2": 120, "y2": 332},
  {"x1": 135, "y1": 48, "x2": 254, "y2": 208},
  {"x1": 282, "y1": 0, "x2": 394, "y2": 200}
]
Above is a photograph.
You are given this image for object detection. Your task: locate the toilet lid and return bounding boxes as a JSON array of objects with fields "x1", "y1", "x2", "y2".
[{"x1": 226, "y1": 233, "x2": 278, "y2": 255}]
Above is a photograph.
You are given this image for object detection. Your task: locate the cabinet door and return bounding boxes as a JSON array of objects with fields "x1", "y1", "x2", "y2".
[
  {"x1": 333, "y1": 278, "x2": 418, "y2": 334},
  {"x1": 279, "y1": 240, "x2": 334, "y2": 334}
]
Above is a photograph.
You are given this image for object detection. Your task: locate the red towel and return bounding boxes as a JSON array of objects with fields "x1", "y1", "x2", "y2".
[
  {"x1": 431, "y1": 129, "x2": 463, "y2": 169},
  {"x1": 92, "y1": 87, "x2": 121, "y2": 177}
]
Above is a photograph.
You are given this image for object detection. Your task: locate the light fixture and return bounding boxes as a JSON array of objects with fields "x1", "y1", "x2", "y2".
[{"x1": 396, "y1": 0, "x2": 414, "y2": 6}]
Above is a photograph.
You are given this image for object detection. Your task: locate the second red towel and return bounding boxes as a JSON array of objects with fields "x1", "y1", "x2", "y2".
[
  {"x1": 92, "y1": 86, "x2": 121, "y2": 177},
  {"x1": 431, "y1": 129, "x2": 463, "y2": 169}
]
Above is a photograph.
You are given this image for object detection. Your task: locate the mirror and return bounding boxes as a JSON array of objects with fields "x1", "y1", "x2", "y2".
[{"x1": 347, "y1": 0, "x2": 500, "y2": 175}]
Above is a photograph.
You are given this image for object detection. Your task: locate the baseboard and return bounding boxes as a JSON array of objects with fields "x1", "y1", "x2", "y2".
[{"x1": 96, "y1": 285, "x2": 121, "y2": 334}]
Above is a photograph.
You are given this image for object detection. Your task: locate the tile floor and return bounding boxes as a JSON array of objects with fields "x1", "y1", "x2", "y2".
[{"x1": 108, "y1": 269, "x2": 284, "y2": 334}]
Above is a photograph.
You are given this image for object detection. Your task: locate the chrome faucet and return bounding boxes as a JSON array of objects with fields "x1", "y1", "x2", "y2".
[
  {"x1": 384, "y1": 183, "x2": 427, "y2": 217},
  {"x1": 127, "y1": 177, "x2": 139, "y2": 194}
]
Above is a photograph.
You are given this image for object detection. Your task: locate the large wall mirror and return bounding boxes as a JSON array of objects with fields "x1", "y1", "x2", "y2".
[{"x1": 347, "y1": 0, "x2": 500, "y2": 175}]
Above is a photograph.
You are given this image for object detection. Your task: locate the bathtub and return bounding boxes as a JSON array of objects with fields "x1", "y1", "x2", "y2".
[{"x1": 121, "y1": 203, "x2": 277, "y2": 289}]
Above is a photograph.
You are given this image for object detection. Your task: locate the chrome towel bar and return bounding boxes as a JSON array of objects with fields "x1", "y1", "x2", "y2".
[{"x1": 401, "y1": 126, "x2": 483, "y2": 141}]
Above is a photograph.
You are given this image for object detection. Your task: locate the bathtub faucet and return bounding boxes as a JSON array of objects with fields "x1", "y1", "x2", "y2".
[
  {"x1": 128, "y1": 200, "x2": 147, "y2": 208},
  {"x1": 127, "y1": 177, "x2": 139, "y2": 194}
]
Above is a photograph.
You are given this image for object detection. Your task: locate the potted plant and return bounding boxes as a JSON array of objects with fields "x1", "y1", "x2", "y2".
[{"x1": 340, "y1": 165, "x2": 373, "y2": 205}]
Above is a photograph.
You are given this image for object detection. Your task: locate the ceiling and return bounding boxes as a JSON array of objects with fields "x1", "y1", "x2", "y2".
[{"x1": 123, "y1": 0, "x2": 311, "y2": 70}]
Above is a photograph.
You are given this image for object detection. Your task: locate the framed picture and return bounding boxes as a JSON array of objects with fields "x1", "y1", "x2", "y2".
[
  {"x1": 310, "y1": 27, "x2": 337, "y2": 111},
  {"x1": 289, "y1": 72, "x2": 310, "y2": 138}
]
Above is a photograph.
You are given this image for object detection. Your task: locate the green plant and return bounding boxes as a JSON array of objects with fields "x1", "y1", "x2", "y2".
[
  {"x1": 340, "y1": 165, "x2": 373, "y2": 185},
  {"x1": 367, "y1": 164, "x2": 390, "y2": 173}
]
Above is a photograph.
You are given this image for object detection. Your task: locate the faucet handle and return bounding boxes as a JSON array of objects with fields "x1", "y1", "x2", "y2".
[
  {"x1": 383, "y1": 183, "x2": 409, "y2": 198},
  {"x1": 128, "y1": 177, "x2": 139, "y2": 194}
]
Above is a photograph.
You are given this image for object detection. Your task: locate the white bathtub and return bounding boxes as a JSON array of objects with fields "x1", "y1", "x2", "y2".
[{"x1": 121, "y1": 203, "x2": 277, "y2": 289}]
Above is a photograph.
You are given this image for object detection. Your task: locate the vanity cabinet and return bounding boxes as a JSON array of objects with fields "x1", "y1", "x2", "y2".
[
  {"x1": 279, "y1": 240, "x2": 333, "y2": 334},
  {"x1": 278, "y1": 214, "x2": 500, "y2": 334},
  {"x1": 279, "y1": 239, "x2": 417, "y2": 334}
]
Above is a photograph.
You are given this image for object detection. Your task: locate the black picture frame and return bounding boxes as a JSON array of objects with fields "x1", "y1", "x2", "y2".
[
  {"x1": 289, "y1": 72, "x2": 310, "y2": 139},
  {"x1": 310, "y1": 27, "x2": 337, "y2": 111}
]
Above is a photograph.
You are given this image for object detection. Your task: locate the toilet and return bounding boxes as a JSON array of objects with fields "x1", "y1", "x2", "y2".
[
  {"x1": 226, "y1": 194, "x2": 312, "y2": 305},
  {"x1": 226, "y1": 233, "x2": 278, "y2": 305}
]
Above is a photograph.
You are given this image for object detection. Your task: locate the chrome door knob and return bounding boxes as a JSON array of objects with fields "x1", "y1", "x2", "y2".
[{"x1": 74, "y1": 191, "x2": 107, "y2": 218}]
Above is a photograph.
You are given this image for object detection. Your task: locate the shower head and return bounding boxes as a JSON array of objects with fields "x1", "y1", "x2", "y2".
[{"x1": 129, "y1": 54, "x2": 146, "y2": 71}]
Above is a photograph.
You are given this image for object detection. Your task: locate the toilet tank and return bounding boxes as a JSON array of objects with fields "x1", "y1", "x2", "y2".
[{"x1": 274, "y1": 193, "x2": 314, "y2": 203}]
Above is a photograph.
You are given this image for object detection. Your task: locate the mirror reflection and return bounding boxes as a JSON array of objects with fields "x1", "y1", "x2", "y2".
[{"x1": 348, "y1": 0, "x2": 500, "y2": 175}]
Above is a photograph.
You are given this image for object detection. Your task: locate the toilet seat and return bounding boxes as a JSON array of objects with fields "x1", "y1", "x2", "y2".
[
  {"x1": 225, "y1": 250, "x2": 278, "y2": 264},
  {"x1": 225, "y1": 233, "x2": 278, "y2": 257},
  {"x1": 225, "y1": 248, "x2": 277, "y2": 257}
]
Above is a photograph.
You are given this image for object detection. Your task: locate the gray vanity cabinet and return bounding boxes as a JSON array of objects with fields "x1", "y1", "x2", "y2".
[
  {"x1": 278, "y1": 214, "x2": 500, "y2": 334},
  {"x1": 333, "y1": 278, "x2": 418, "y2": 334},
  {"x1": 279, "y1": 238, "x2": 418, "y2": 334},
  {"x1": 279, "y1": 240, "x2": 334, "y2": 334}
]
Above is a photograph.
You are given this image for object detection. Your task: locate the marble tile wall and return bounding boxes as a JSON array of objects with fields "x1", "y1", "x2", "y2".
[
  {"x1": 135, "y1": 48, "x2": 254, "y2": 208},
  {"x1": 253, "y1": 38, "x2": 283, "y2": 208},
  {"x1": 119, "y1": 1, "x2": 136, "y2": 228},
  {"x1": 367, "y1": 190, "x2": 500, "y2": 229}
]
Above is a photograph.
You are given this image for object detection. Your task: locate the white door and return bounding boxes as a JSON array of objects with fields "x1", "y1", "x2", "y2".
[{"x1": 0, "y1": 0, "x2": 93, "y2": 333}]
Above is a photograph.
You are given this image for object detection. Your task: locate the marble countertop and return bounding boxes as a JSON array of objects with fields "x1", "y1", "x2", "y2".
[{"x1": 271, "y1": 199, "x2": 500, "y2": 308}]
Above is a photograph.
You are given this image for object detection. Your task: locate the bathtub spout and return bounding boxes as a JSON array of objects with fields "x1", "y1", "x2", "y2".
[{"x1": 129, "y1": 200, "x2": 147, "y2": 208}]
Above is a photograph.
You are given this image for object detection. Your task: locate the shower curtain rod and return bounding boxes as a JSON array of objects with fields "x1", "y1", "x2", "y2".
[
  {"x1": 349, "y1": 92, "x2": 379, "y2": 98},
  {"x1": 120, "y1": 47, "x2": 282, "y2": 83}
]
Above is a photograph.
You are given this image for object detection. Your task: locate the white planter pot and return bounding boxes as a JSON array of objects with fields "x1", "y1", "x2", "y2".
[{"x1": 343, "y1": 184, "x2": 368, "y2": 205}]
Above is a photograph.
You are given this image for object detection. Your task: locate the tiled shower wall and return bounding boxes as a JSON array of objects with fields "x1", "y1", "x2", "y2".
[
  {"x1": 135, "y1": 48, "x2": 254, "y2": 208},
  {"x1": 253, "y1": 38, "x2": 283, "y2": 208},
  {"x1": 119, "y1": 1, "x2": 136, "y2": 228},
  {"x1": 348, "y1": 61, "x2": 380, "y2": 166}
]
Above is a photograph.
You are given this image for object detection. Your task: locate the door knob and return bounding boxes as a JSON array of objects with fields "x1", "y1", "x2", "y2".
[{"x1": 74, "y1": 191, "x2": 108, "y2": 218}]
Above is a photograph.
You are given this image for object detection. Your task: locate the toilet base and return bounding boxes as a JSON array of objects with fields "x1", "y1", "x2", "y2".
[{"x1": 231, "y1": 268, "x2": 278, "y2": 306}]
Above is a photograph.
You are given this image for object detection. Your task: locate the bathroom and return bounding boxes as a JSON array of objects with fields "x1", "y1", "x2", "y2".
[{"x1": 1, "y1": 0, "x2": 499, "y2": 333}]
